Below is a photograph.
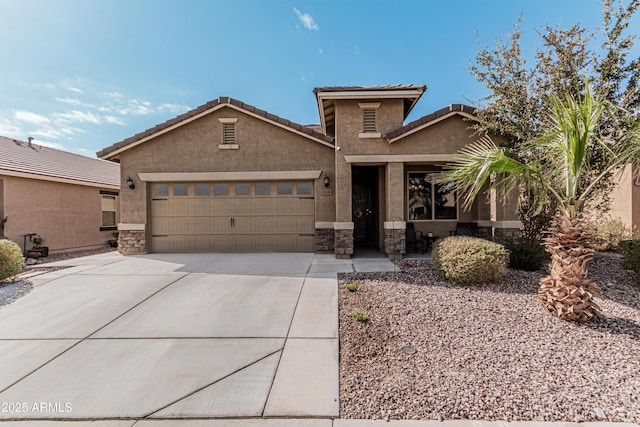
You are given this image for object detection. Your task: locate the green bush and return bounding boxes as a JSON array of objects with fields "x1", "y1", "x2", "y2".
[
  {"x1": 584, "y1": 218, "x2": 632, "y2": 251},
  {"x1": 505, "y1": 238, "x2": 548, "y2": 271},
  {"x1": 432, "y1": 236, "x2": 509, "y2": 284},
  {"x1": 619, "y1": 239, "x2": 640, "y2": 274},
  {"x1": 0, "y1": 239, "x2": 24, "y2": 281}
]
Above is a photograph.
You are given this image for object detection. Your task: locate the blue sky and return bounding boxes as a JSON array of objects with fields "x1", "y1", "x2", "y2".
[{"x1": 0, "y1": 0, "x2": 635, "y2": 158}]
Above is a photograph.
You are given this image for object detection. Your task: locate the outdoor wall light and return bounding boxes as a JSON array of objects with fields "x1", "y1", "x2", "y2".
[
  {"x1": 323, "y1": 175, "x2": 330, "y2": 188},
  {"x1": 126, "y1": 177, "x2": 135, "y2": 189}
]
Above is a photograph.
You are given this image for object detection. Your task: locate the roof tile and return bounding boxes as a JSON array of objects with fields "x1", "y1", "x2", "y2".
[
  {"x1": 0, "y1": 136, "x2": 120, "y2": 187},
  {"x1": 385, "y1": 104, "x2": 477, "y2": 140}
]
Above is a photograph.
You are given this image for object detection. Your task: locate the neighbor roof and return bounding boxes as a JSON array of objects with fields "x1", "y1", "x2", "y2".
[
  {"x1": 0, "y1": 136, "x2": 120, "y2": 189},
  {"x1": 313, "y1": 84, "x2": 427, "y2": 136},
  {"x1": 98, "y1": 97, "x2": 334, "y2": 160},
  {"x1": 385, "y1": 104, "x2": 477, "y2": 142}
]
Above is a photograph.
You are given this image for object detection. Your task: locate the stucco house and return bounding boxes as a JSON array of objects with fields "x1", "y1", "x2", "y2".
[
  {"x1": 0, "y1": 136, "x2": 120, "y2": 254},
  {"x1": 97, "y1": 85, "x2": 521, "y2": 259}
]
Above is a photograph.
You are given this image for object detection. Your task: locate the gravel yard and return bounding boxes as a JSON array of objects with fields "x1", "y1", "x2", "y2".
[{"x1": 338, "y1": 252, "x2": 640, "y2": 423}]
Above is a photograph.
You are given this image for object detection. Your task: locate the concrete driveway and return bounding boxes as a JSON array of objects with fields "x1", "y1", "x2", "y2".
[{"x1": 0, "y1": 251, "x2": 395, "y2": 421}]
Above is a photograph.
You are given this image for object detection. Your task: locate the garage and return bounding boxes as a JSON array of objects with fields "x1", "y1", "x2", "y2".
[{"x1": 150, "y1": 181, "x2": 315, "y2": 252}]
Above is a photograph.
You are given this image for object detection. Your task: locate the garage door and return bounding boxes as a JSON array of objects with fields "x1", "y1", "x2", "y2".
[{"x1": 150, "y1": 181, "x2": 315, "y2": 252}]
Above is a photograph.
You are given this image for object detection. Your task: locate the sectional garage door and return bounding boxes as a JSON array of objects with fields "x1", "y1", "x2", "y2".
[{"x1": 150, "y1": 181, "x2": 315, "y2": 252}]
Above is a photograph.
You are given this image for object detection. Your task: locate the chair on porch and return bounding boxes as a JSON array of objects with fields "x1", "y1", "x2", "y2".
[
  {"x1": 450, "y1": 222, "x2": 478, "y2": 237},
  {"x1": 405, "y1": 222, "x2": 425, "y2": 254}
]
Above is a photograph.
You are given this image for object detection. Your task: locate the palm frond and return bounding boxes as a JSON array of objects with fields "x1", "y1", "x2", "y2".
[{"x1": 441, "y1": 136, "x2": 547, "y2": 212}]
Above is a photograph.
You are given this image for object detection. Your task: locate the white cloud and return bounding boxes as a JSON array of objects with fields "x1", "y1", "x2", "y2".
[
  {"x1": 55, "y1": 110, "x2": 101, "y2": 125},
  {"x1": 33, "y1": 139, "x2": 68, "y2": 150},
  {"x1": 67, "y1": 87, "x2": 83, "y2": 93},
  {"x1": 117, "y1": 99, "x2": 153, "y2": 116},
  {"x1": 56, "y1": 97, "x2": 84, "y2": 106},
  {"x1": 31, "y1": 128, "x2": 65, "y2": 140},
  {"x1": 158, "y1": 103, "x2": 191, "y2": 114},
  {"x1": 293, "y1": 8, "x2": 319, "y2": 31},
  {"x1": 104, "y1": 115, "x2": 126, "y2": 125},
  {"x1": 15, "y1": 110, "x2": 51, "y2": 124},
  {"x1": 104, "y1": 91, "x2": 123, "y2": 99}
]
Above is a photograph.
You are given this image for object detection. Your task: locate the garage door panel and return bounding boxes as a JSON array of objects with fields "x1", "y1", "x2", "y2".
[{"x1": 151, "y1": 182, "x2": 315, "y2": 253}]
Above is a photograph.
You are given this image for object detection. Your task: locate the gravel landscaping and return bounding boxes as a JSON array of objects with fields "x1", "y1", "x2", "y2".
[{"x1": 338, "y1": 252, "x2": 640, "y2": 423}]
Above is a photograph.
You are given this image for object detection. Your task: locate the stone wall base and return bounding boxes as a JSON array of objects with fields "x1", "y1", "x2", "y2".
[
  {"x1": 118, "y1": 230, "x2": 147, "y2": 255},
  {"x1": 334, "y1": 228, "x2": 354, "y2": 258},
  {"x1": 315, "y1": 228, "x2": 335, "y2": 252},
  {"x1": 493, "y1": 227, "x2": 521, "y2": 243},
  {"x1": 384, "y1": 227, "x2": 406, "y2": 259}
]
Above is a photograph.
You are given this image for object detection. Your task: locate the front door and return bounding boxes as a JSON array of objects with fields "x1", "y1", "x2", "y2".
[{"x1": 352, "y1": 184, "x2": 374, "y2": 246}]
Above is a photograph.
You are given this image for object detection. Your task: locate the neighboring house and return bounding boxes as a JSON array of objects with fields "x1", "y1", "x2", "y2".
[
  {"x1": 604, "y1": 164, "x2": 640, "y2": 237},
  {"x1": 97, "y1": 85, "x2": 520, "y2": 259},
  {"x1": 0, "y1": 136, "x2": 120, "y2": 254}
]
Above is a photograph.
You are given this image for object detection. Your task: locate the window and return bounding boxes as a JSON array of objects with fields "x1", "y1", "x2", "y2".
[
  {"x1": 236, "y1": 183, "x2": 251, "y2": 196},
  {"x1": 362, "y1": 109, "x2": 376, "y2": 133},
  {"x1": 256, "y1": 182, "x2": 270, "y2": 196},
  {"x1": 153, "y1": 184, "x2": 169, "y2": 197},
  {"x1": 408, "y1": 172, "x2": 457, "y2": 220},
  {"x1": 296, "y1": 181, "x2": 313, "y2": 195},
  {"x1": 195, "y1": 183, "x2": 210, "y2": 196},
  {"x1": 213, "y1": 183, "x2": 229, "y2": 196},
  {"x1": 277, "y1": 182, "x2": 293, "y2": 195},
  {"x1": 173, "y1": 183, "x2": 188, "y2": 196},
  {"x1": 101, "y1": 193, "x2": 117, "y2": 228}
]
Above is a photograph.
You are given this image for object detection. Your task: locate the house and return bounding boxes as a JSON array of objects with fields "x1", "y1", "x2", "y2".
[
  {"x1": 97, "y1": 85, "x2": 521, "y2": 259},
  {"x1": 604, "y1": 164, "x2": 640, "y2": 236},
  {"x1": 0, "y1": 136, "x2": 120, "y2": 254}
]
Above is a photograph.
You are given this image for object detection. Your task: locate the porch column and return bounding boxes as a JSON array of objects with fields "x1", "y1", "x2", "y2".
[
  {"x1": 334, "y1": 155, "x2": 353, "y2": 258},
  {"x1": 384, "y1": 162, "x2": 406, "y2": 259}
]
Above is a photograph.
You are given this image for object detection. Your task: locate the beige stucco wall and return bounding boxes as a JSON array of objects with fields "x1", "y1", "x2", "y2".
[
  {"x1": 117, "y1": 105, "x2": 336, "y2": 231},
  {"x1": 1, "y1": 175, "x2": 118, "y2": 252},
  {"x1": 601, "y1": 164, "x2": 640, "y2": 237}
]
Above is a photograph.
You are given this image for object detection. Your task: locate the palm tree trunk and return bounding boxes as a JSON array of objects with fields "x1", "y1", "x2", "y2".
[{"x1": 538, "y1": 213, "x2": 601, "y2": 322}]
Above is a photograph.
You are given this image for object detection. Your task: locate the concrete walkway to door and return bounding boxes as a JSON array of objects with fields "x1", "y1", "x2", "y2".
[{"x1": 0, "y1": 251, "x2": 394, "y2": 421}]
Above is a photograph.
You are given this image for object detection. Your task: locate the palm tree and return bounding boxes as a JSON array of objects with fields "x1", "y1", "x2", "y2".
[{"x1": 442, "y1": 82, "x2": 640, "y2": 322}]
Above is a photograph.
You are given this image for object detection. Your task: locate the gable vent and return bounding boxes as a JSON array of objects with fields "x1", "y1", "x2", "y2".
[
  {"x1": 363, "y1": 109, "x2": 376, "y2": 133},
  {"x1": 223, "y1": 123, "x2": 235, "y2": 144}
]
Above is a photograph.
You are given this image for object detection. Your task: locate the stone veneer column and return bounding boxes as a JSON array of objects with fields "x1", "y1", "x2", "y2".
[
  {"x1": 117, "y1": 223, "x2": 147, "y2": 255},
  {"x1": 315, "y1": 222, "x2": 335, "y2": 253},
  {"x1": 384, "y1": 221, "x2": 406, "y2": 260},
  {"x1": 334, "y1": 222, "x2": 354, "y2": 259}
]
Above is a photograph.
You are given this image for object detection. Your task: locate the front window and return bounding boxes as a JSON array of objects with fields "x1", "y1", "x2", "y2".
[
  {"x1": 101, "y1": 193, "x2": 117, "y2": 228},
  {"x1": 408, "y1": 172, "x2": 457, "y2": 220}
]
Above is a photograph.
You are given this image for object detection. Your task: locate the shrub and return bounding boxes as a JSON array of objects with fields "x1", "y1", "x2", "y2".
[
  {"x1": 505, "y1": 238, "x2": 548, "y2": 271},
  {"x1": 619, "y1": 239, "x2": 640, "y2": 274},
  {"x1": 432, "y1": 236, "x2": 509, "y2": 284},
  {"x1": 0, "y1": 239, "x2": 24, "y2": 281},
  {"x1": 584, "y1": 218, "x2": 632, "y2": 251},
  {"x1": 352, "y1": 311, "x2": 369, "y2": 322},
  {"x1": 344, "y1": 283, "x2": 359, "y2": 292}
]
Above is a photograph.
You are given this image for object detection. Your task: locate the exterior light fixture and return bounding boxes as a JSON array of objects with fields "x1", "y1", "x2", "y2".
[
  {"x1": 126, "y1": 177, "x2": 135, "y2": 189},
  {"x1": 323, "y1": 175, "x2": 330, "y2": 188}
]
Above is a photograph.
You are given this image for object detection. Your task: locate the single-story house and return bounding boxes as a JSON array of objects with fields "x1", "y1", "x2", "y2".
[
  {"x1": 0, "y1": 136, "x2": 120, "y2": 254},
  {"x1": 97, "y1": 84, "x2": 522, "y2": 259}
]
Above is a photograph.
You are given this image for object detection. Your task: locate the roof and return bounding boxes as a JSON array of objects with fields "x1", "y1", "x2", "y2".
[
  {"x1": 385, "y1": 104, "x2": 478, "y2": 142},
  {"x1": 97, "y1": 97, "x2": 334, "y2": 159},
  {"x1": 313, "y1": 84, "x2": 427, "y2": 136},
  {"x1": 0, "y1": 136, "x2": 120, "y2": 189}
]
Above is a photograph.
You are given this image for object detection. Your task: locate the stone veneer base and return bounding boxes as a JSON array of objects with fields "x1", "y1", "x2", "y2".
[
  {"x1": 118, "y1": 230, "x2": 146, "y2": 255},
  {"x1": 334, "y1": 228, "x2": 354, "y2": 258},
  {"x1": 384, "y1": 227, "x2": 405, "y2": 259},
  {"x1": 315, "y1": 228, "x2": 335, "y2": 252}
]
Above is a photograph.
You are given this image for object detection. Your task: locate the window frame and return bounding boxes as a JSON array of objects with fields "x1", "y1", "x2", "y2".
[
  {"x1": 99, "y1": 191, "x2": 118, "y2": 231},
  {"x1": 407, "y1": 171, "x2": 458, "y2": 222}
]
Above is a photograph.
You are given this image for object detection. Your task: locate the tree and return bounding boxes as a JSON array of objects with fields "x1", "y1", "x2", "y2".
[
  {"x1": 469, "y1": 0, "x2": 640, "y2": 222},
  {"x1": 443, "y1": 83, "x2": 640, "y2": 322}
]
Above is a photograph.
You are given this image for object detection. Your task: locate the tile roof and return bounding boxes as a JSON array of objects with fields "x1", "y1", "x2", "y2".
[
  {"x1": 385, "y1": 104, "x2": 478, "y2": 140},
  {"x1": 313, "y1": 84, "x2": 427, "y2": 93},
  {"x1": 97, "y1": 97, "x2": 334, "y2": 159},
  {"x1": 0, "y1": 136, "x2": 120, "y2": 187}
]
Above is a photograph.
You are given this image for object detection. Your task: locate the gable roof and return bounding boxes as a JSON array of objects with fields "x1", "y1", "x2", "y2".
[
  {"x1": 97, "y1": 97, "x2": 334, "y2": 160},
  {"x1": 385, "y1": 104, "x2": 477, "y2": 143},
  {"x1": 313, "y1": 84, "x2": 427, "y2": 135},
  {"x1": 0, "y1": 136, "x2": 120, "y2": 189}
]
